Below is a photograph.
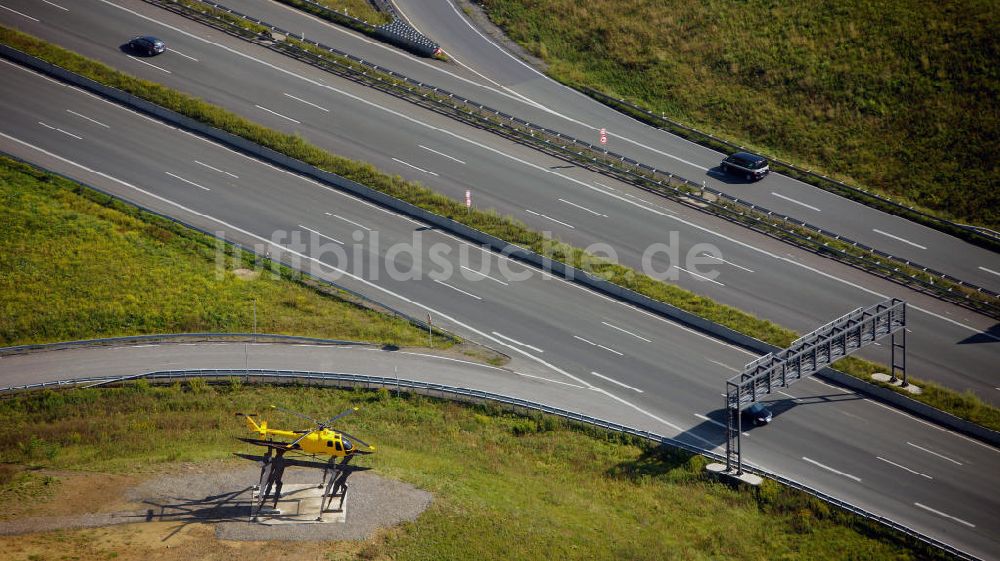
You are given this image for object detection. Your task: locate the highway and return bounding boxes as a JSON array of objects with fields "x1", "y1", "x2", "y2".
[
  {"x1": 245, "y1": 0, "x2": 1000, "y2": 291},
  {"x1": 0, "y1": 51, "x2": 997, "y2": 558},
  {"x1": 0, "y1": 0, "x2": 997, "y2": 403}
]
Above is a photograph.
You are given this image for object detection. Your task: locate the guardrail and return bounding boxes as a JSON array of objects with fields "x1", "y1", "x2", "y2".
[
  {"x1": 139, "y1": 0, "x2": 1000, "y2": 319},
  {"x1": 0, "y1": 369, "x2": 979, "y2": 561},
  {"x1": 582, "y1": 88, "x2": 1000, "y2": 252}
]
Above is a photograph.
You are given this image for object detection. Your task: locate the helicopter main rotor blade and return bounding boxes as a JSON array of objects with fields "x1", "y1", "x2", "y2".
[
  {"x1": 337, "y1": 429, "x2": 373, "y2": 451},
  {"x1": 270, "y1": 404, "x2": 320, "y2": 426},
  {"x1": 318, "y1": 407, "x2": 358, "y2": 428},
  {"x1": 288, "y1": 427, "x2": 316, "y2": 448}
]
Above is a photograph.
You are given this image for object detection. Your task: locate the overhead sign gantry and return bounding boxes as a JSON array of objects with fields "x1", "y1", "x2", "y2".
[{"x1": 725, "y1": 298, "x2": 907, "y2": 474}]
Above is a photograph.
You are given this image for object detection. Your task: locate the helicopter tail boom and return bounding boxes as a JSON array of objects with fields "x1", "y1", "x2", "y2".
[{"x1": 238, "y1": 413, "x2": 267, "y2": 435}]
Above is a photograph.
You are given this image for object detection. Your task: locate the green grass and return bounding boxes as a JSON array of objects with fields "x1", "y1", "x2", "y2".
[
  {"x1": 307, "y1": 0, "x2": 391, "y2": 25},
  {"x1": 480, "y1": 0, "x2": 1000, "y2": 229},
  {"x1": 0, "y1": 384, "x2": 957, "y2": 560},
  {"x1": 0, "y1": 157, "x2": 442, "y2": 347},
  {"x1": 1, "y1": 25, "x2": 997, "y2": 430}
]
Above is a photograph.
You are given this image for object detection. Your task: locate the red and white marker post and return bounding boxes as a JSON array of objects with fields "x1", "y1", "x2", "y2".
[
  {"x1": 465, "y1": 189, "x2": 471, "y2": 213},
  {"x1": 600, "y1": 127, "x2": 607, "y2": 145}
]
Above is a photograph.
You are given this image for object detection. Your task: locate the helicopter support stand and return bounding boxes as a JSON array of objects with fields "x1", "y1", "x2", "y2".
[
  {"x1": 316, "y1": 455, "x2": 354, "y2": 521},
  {"x1": 242, "y1": 448, "x2": 362, "y2": 524}
]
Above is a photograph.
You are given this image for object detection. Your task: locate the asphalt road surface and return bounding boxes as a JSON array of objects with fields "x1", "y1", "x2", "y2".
[
  {"x1": 0, "y1": 54, "x2": 997, "y2": 557},
  {"x1": 0, "y1": 0, "x2": 997, "y2": 403},
  {"x1": 239, "y1": 0, "x2": 1000, "y2": 291}
]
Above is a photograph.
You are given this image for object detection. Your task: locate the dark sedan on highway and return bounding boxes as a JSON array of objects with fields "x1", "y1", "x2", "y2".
[
  {"x1": 742, "y1": 402, "x2": 773, "y2": 425},
  {"x1": 721, "y1": 151, "x2": 769, "y2": 181},
  {"x1": 128, "y1": 36, "x2": 166, "y2": 56}
]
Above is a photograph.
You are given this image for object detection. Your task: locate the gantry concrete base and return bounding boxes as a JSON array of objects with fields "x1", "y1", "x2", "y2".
[
  {"x1": 871, "y1": 373, "x2": 922, "y2": 394},
  {"x1": 253, "y1": 483, "x2": 348, "y2": 525},
  {"x1": 705, "y1": 463, "x2": 763, "y2": 486}
]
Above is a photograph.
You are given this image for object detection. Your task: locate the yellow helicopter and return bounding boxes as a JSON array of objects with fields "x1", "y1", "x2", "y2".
[
  {"x1": 239, "y1": 405, "x2": 376, "y2": 458},
  {"x1": 235, "y1": 405, "x2": 375, "y2": 521}
]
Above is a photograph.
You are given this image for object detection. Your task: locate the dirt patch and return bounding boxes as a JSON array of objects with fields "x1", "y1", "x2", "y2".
[
  {"x1": 0, "y1": 469, "x2": 141, "y2": 521},
  {"x1": 0, "y1": 463, "x2": 432, "y2": 545},
  {"x1": 0, "y1": 523, "x2": 345, "y2": 561},
  {"x1": 232, "y1": 268, "x2": 260, "y2": 280}
]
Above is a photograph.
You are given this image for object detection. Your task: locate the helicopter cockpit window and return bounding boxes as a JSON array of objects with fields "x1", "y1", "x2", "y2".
[
  {"x1": 343, "y1": 438, "x2": 353, "y2": 450},
  {"x1": 335, "y1": 440, "x2": 343, "y2": 452}
]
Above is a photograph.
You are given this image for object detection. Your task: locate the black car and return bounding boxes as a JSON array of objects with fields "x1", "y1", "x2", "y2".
[
  {"x1": 721, "y1": 151, "x2": 769, "y2": 181},
  {"x1": 128, "y1": 36, "x2": 166, "y2": 56},
  {"x1": 742, "y1": 402, "x2": 773, "y2": 425}
]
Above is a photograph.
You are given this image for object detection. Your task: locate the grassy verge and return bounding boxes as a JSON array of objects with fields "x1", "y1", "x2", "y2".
[
  {"x1": 0, "y1": 384, "x2": 958, "y2": 560},
  {"x1": 479, "y1": 0, "x2": 999, "y2": 230},
  {"x1": 1, "y1": 25, "x2": 995, "y2": 430},
  {"x1": 280, "y1": 0, "x2": 392, "y2": 26},
  {"x1": 0, "y1": 156, "x2": 445, "y2": 347}
]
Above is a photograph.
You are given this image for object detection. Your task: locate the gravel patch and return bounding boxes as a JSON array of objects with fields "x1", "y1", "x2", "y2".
[{"x1": 0, "y1": 465, "x2": 432, "y2": 542}]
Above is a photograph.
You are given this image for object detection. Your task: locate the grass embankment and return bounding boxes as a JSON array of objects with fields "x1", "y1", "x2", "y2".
[
  {"x1": 1, "y1": 25, "x2": 995, "y2": 430},
  {"x1": 0, "y1": 384, "x2": 957, "y2": 560},
  {"x1": 286, "y1": 0, "x2": 392, "y2": 26},
  {"x1": 0, "y1": 157, "x2": 442, "y2": 347},
  {"x1": 480, "y1": 0, "x2": 1000, "y2": 229}
]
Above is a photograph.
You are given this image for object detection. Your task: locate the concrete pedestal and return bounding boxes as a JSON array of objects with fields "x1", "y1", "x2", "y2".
[{"x1": 254, "y1": 483, "x2": 348, "y2": 525}]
